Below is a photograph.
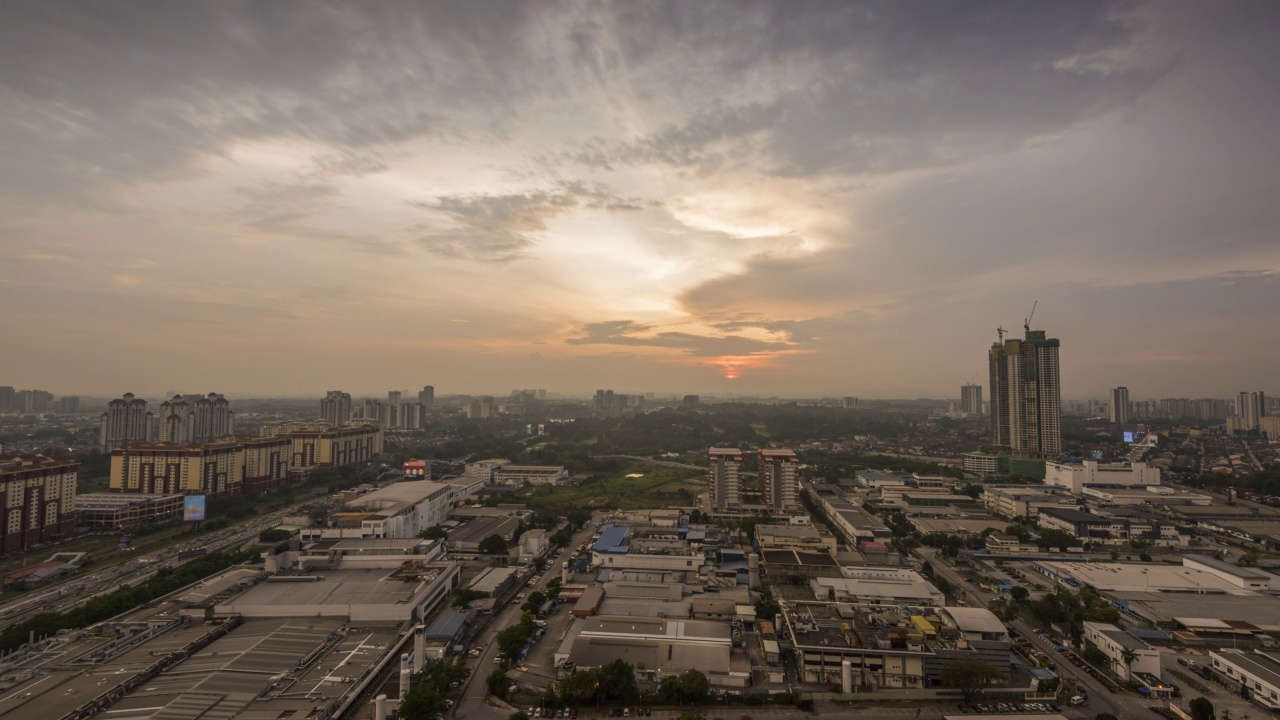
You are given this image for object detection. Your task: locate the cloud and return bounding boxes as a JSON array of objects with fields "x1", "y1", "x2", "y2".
[
  {"x1": 409, "y1": 182, "x2": 648, "y2": 262},
  {"x1": 565, "y1": 319, "x2": 793, "y2": 357},
  {"x1": 567, "y1": 2, "x2": 1176, "y2": 178}
]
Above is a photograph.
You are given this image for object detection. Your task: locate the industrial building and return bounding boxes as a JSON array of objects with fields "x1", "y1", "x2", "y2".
[
  {"x1": 1083, "y1": 621, "x2": 1161, "y2": 681},
  {"x1": 1209, "y1": 650, "x2": 1280, "y2": 710},
  {"x1": 308, "y1": 480, "x2": 451, "y2": 540},
  {"x1": 74, "y1": 492, "x2": 184, "y2": 528},
  {"x1": 811, "y1": 568, "x2": 946, "y2": 606},
  {"x1": 780, "y1": 601, "x2": 1010, "y2": 688},
  {"x1": 1043, "y1": 458, "x2": 1160, "y2": 493},
  {"x1": 555, "y1": 615, "x2": 751, "y2": 688},
  {"x1": 492, "y1": 464, "x2": 567, "y2": 486}
]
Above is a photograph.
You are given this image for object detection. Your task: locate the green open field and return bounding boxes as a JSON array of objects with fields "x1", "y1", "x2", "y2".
[{"x1": 518, "y1": 464, "x2": 704, "y2": 512}]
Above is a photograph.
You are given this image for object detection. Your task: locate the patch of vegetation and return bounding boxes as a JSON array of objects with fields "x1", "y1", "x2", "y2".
[{"x1": 0, "y1": 550, "x2": 255, "y2": 652}]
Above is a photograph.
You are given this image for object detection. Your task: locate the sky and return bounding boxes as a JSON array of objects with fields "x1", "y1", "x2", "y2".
[{"x1": 2, "y1": 1, "x2": 1278, "y2": 400}]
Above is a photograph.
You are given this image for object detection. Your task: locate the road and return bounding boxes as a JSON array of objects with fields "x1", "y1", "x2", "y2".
[
  {"x1": 0, "y1": 503, "x2": 306, "y2": 631},
  {"x1": 454, "y1": 514, "x2": 604, "y2": 720},
  {"x1": 592, "y1": 455, "x2": 707, "y2": 472},
  {"x1": 917, "y1": 549, "x2": 1148, "y2": 720}
]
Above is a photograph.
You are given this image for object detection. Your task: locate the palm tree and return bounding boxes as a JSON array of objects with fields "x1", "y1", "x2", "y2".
[{"x1": 1120, "y1": 648, "x2": 1138, "y2": 680}]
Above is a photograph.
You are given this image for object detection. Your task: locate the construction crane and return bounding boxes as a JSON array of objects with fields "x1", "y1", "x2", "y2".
[
  {"x1": 1024, "y1": 300, "x2": 1038, "y2": 334},
  {"x1": 996, "y1": 326, "x2": 1007, "y2": 343}
]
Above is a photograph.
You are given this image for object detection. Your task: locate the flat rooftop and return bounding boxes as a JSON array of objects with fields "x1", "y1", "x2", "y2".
[
  {"x1": 344, "y1": 479, "x2": 448, "y2": 516},
  {"x1": 910, "y1": 517, "x2": 1005, "y2": 535},
  {"x1": 1213, "y1": 650, "x2": 1280, "y2": 689},
  {"x1": 1037, "y1": 561, "x2": 1253, "y2": 594},
  {"x1": 1111, "y1": 591, "x2": 1280, "y2": 627},
  {"x1": 218, "y1": 568, "x2": 430, "y2": 609}
]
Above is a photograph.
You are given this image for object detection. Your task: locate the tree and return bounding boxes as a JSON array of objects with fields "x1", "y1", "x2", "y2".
[
  {"x1": 940, "y1": 659, "x2": 1003, "y2": 705},
  {"x1": 479, "y1": 534, "x2": 509, "y2": 555},
  {"x1": 496, "y1": 624, "x2": 530, "y2": 660},
  {"x1": 420, "y1": 525, "x2": 448, "y2": 541},
  {"x1": 532, "y1": 557, "x2": 548, "y2": 573},
  {"x1": 1119, "y1": 648, "x2": 1138, "y2": 679},
  {"x1": 659, "y1": 669, "x2": 710, "y2": 705},
  {"x1": 599, "y1": 659, "x2": 640, "y2": 703},
  {"x1": 258, "y1": 528, "x2": 292, "y2": 543},
  {"x1": 1082, "y1": 647, "x2": 1109, "y2": 667},
  {"x1": 1096, "y1": 714, "x2": 1118, "y2": 720},
  {"x1": 689, "y1": 509, "x2": 703, "y2": 524},
  {"x1": 1009, "y1": 586, "x2": 1030, "y2": 603},
  {"x1": 510, "y1": 713, "x2": 530, "y2": 720},
  {"x1": 1189, "y1": 697, "x2": 1215, "y2": 720}
]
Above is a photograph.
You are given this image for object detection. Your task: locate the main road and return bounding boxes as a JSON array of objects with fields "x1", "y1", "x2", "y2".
[{"x1": 0, "y1": 503, "x2": 307, "y2": 631}]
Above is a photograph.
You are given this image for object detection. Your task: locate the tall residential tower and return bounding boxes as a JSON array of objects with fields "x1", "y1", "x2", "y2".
[
  {"x1": 1109, "y1": 387, "x2": 1130, "y2": 425},
  {"x1": 989, "y1": 327, "x2": 1062, "y2": 458},
  {"x1": 708, "y1": 447, "x2": 743, "y2": 511},
  {"x1": 960, "y1": 384, "x2": 983, "y2": 416},
  {"x1": 759, "y1": 449, "x2": 800, "y2": 514}
]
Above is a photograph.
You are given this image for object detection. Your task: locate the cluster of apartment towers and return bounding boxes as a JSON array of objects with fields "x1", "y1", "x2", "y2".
[
  {"x1": 707, "y1": 447, "x2": 800, "y2": 514},
  {"x1": 99, "y1": 392, "x2": 234, "y2": 451}
]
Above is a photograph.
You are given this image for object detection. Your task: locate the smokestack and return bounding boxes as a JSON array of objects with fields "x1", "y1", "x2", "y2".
[
  {"x1": 414, "y1": 625, "x2": 425, "y2": 669},
  {"x1": 841, "y1": 660, "x2": 852, "y2": 693},
  {"x1": 375, "y1": 694, "x2": 388, "y2": 720},
  {"x1": 561, "y1": 561, "x2": 569, "y2": 584},
  {"x1": 747, "y1": 553, "x2": 760, "y2": 590},
  {"x1": 399, "y1": 653, "x2": 410, "y2": 702}
]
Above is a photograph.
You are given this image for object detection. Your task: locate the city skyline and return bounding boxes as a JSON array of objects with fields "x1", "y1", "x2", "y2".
[{"x1": 3, "y1": 2, "x2": 1279, "y2": 398}]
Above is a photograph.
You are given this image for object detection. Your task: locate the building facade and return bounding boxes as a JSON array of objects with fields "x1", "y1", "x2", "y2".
[
  {"x1": 320, "y1": 390, "x2": 352, "y2": 427},
  {"x1": 1236, "y1": 391, "x2": 1266, "y2": 431},
  {"x1": 0, "y1": 454, "x2": 78, "y2": 555},
  {"x1": 759, "y1": 449, "x2": 800, "y2": 513},
  {"x1": 1110, "y1": 387, "x2": 1130, "y2": 424},
  {"x1": 287, "y1": 423, "x2": 383, "y2": 479},
  {"x1": 240, "y1": 435, "x2": 291, "y2": 494},
  {"x1": 708, "y1": 447, "x2": 743, "y2": 510},
  {"x1": 989, "y1": 328, "x2": 1062, "y2": 457},
  {"x1": 100, "y1": 393, "x2": 154, "y2": 450},
  {"x1": 960, "y1": 384, "x2": 983, "y2": 416},
  {"x1": 110, "y1": 440, "x2": 245, "y2": 497},
  {"x1": 1044, "y1": 458, "x2": 1160, "y2": 493}
]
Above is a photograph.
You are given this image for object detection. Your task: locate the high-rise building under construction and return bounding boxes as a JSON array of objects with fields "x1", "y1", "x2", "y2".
[{"x1": 989, "y1": 327, "x2": 1062, "y2": 458}]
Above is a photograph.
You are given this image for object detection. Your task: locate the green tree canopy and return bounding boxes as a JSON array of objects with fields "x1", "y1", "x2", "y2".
[
  {"x1": 940, "y1": 659, "x2": 1003, "y2": 705},
  {"x1": 659, "y1": 669, "x2": 710, "y2": 705},
  {"x1": 1189, "y1": 697, "x2": 1215, "y2": 720},
  {"x1": 420, "y1": 525, "x2": 448, "y2": 540},
  {"x1": 479, "y1": 533, "x2": 509, "y2": 554}
]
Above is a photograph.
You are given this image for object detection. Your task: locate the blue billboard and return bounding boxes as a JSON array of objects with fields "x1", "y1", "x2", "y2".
[
  {"x1": 183, "y1": 495, "x2": 206, "y2": 522},
  {"x1": 1123, "y1": 431, "x2": 1135, "y2": 443}
]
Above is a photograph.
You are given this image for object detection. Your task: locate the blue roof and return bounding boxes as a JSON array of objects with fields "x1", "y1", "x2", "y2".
[
  {"x1": 592, "y1": 525, "x2": 630, "y2": 553},
  {"x1": 425, "y1": 611, "x2": 470, "y2": 640}
]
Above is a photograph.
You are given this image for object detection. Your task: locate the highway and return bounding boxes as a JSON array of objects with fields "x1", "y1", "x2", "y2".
[{"x1": 0, "y1": 503, "x2": 307, "y2": 631}]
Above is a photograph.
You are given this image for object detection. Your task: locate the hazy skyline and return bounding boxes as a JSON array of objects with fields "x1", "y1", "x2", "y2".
[{"x1": 3, "y1": 2, "x2": 1278, "y2": 399}]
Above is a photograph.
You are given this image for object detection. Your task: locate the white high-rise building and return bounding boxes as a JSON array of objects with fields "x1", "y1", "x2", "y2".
[
  {"x1": 960, "y1": 384, "x2": 983, "y2": 415},
  {"x1": 989, "y1": 327, "x2": 1062, "y2": 458},
  {"x1": 1109, "y1": 387, "x2": 1130, "y2": 425},
  {"x1": 708, "y1": 447, "x2": 743, "y2": 511},
  {"x1": 100, "y1": 393, "x2": 154, "y2": 450},
  {"x1": 1236, "y1": 391, "x2": 1265, "y2": 430}
]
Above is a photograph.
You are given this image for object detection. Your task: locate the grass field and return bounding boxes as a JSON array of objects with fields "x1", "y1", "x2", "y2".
[{"x1": 518, "y1": 464, "x2": 704, "y2": 512}]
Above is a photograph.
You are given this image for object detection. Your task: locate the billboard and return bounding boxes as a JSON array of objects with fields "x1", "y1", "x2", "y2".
[
  {"x1": 183, "y1": 495, "x2": 206, "y2": 522},
  {"x1": 1123, "y1": 431, "x2": 1135, "y2": 443}
]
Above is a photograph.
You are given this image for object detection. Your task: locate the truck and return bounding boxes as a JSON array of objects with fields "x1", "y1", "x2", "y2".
[{"x1": 1069, "y1": 696, "x2": 1086, "y2": 706}]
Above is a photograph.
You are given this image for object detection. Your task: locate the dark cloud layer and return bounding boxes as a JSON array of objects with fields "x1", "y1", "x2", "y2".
[{"x1": 1, "y1": 1, "x2": 1278, "y2": 396}]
